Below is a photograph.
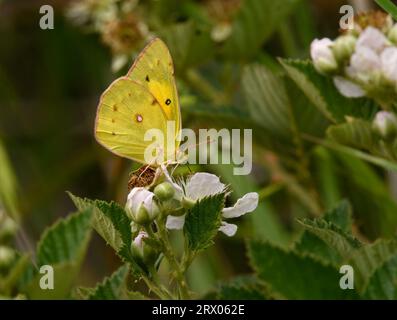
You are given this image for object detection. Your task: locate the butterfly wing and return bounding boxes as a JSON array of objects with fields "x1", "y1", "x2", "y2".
[
  {"x1": 126, "y1": 38, "x2": 181, "y2": 147},
  {"x1": 95, "y1": 77, "x2": 169, "y2": 164}
]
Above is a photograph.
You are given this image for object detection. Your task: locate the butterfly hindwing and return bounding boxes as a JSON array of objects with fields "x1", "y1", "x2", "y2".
[{"x1": 95, "y1": 77, "x2": 169, "y2": 164}]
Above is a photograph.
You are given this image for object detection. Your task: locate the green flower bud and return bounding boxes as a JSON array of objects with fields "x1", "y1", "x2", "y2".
[
  {"x1": 332, "y1": 35, "x2": 357, "y2": 63},
  {"x1": 154, "y1": 182, "x2": 175, "y2": 201},
  {"x1": 181, "y1": 197, "x2": 196, "y2": 209},
  {"x1": 389, "y1": 24, "x2": 397, "y2": 44},
  {"x1": 372, "y1": 111, "x2": 397, "y2": 140},
  {"x1": 0, "y1": 217, "x2": 18, "y2": 241},
  {"x1": 0, "y1": 246, "x2": 15, "y2": 269}
]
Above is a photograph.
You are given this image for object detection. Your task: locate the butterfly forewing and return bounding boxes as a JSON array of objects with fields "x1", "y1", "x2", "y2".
[{"x1": 126, "y1": 38, "x2": 181, "y2": 145}]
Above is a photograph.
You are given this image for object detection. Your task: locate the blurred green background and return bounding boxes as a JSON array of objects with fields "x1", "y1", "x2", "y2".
[{"x1": 1, "y1": 0, "x2": 395, "y2": 294}]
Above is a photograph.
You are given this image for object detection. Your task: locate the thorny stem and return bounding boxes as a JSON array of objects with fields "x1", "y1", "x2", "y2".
[
  {"x1": 145, "y1": 220, "x2": 191, "y2": 299},
  {"x1": 156, "y1": 219, "x2": 191, "y2": 299}
]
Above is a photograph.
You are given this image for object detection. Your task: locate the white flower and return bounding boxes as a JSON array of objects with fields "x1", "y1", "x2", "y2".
[
  {"x1": 333, "y1": 76, "x2": 365, "y2": 98},
  {"x1": 163, "y1": 167, "x2": 259, "y2": 237},
  {"x1": 349, "y1": 46, "x2": 381, "y2": 79},
  {"x1": 126, "y1": 187, "x2": 159, "y2": 224},
  {"x1": 310, "y1": 38, "x2": 338, "y2": 73},
  {"x1": 356, "y1": 26, "x2": 388, "y2": 53},
  {"x1": 381, "y1": 47, "x2": 397, "y2": 83}
]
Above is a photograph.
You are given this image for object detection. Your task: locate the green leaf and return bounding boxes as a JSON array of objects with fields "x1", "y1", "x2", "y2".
[
  {"x1": 24, "y1": 209, "x2": 93, "y2": 299},
  {"x1": 349, "y1": 239, "x2": 397, "y2": 299},
  {"x1": 298, "y1": 218, "x2": 361, "y2": 260},
  {"x1": 327, "y1": 119, "x2": 380, "y2": 154},
  {"x1": 248, "y1": 240, "x2": 358, "y2": 299},
  {"x1": 184, "y1": 193, "x2": 225, "y2": 253},
  {"x1": 375, "y1": 0, "x2": 397, "y2": 20},
  {"x1": 68, "y1": 193, "x2": 135, "y2": 264},
  {"x1": 223, "y1": 0, "x2": 299, "y2": 59},
  {"x1": 280, "y1": 59, "x2": 378, "y2": 123},
  {"x1": 216, "y1": 275, "x2": 267, "y2": 300},
  {"x1": 294, "y1": 232, "x2": 342, "y2": 266},
  {"x1": 86, "y1": 264, "x2": 129, "y2": 300},
  {"x1": 242, "y1": 64, "x2": 328, "y2": 154},
  {"x1": 242, "y1": 64, "x2": 292, "y2": 140},
  {"x1": 335, "y1": 153, "x2": 397, "y2": 239},
  {"x1": 323, "y1": 199, "x2": 352, "y2": 232},
  {"x1": 295, "y1": 200, "x2": 355, "y2": 265}
]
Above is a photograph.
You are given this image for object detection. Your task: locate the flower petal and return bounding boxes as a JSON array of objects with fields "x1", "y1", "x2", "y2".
[
  {"x1": 219, "y1": 222, "x2": 238, "y2": 237},
  {"x1": 166, "y1": 215, "x2": 185, "y2": 230},
  {"x1": 222, "y1": 192, "x2": 259, "y2": 219},
  {"x1": 333, "y1": 76, "x2": 365, "y2": 98},
  {"x1": 185, "y1": 172, "x2": 226, "y2": 200},
  {"x1": 381, "y1": 47, "x2": 397, "y2": 83},
  {"x1": 127, "y1": 187, "x2": 154, "y2": 214},
  {"x1": 357, "y1": 26, "x2": 388, "y2": 53},
  {"x1": 310, "y1": 38, "x2": 334, "y2": 61}
]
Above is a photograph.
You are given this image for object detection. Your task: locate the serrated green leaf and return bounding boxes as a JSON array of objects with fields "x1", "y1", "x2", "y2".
[
  {"x1": 294, "y1": 232, "x2": 342, "y2": 266},
  {"x1": 184, "y1": 193, "x2": 224, "y2": 253},
  {"x1": 86, "y1": 264, "x2": 129, "y2": 300},
  {"x1": 223, "y1": 0, "x2": 299, "y2": 58},
  {"x1": 295, "y1": 200, "x2": 358, "y2": 265},
  {"x1": 68, "y1": 193, "x2": 135, "y2": 264},
  {"x1": 349, "y1": 239, "x2": 397, "y2": 299},
  {"x1": 242, "y1": 64, "x2": 292, "y2": 140},
  {"x1": 324, "y1": 199, "x2": 352, "y2": 232},
  {"x1": 24, "y1": 209, "x2": 93, "y2": 299},
  {"x1": 248, "y1": 240, "x2": 358, "y2": 299},
  {"x1": 68, "y1": 192, "x2": 123, "y2": 252},
  {"x1": 280, "y1": 59, "x2": 378, "y2": 123},
  {"x1": 327, "y1": 119, "x2": 379, "y2": 153},
  {"x1": 298, "y1": 218, "x2": 361, "y2": 260},
  {"x1": 217, "y1": 275, "x2": 267, "y2": 300}
]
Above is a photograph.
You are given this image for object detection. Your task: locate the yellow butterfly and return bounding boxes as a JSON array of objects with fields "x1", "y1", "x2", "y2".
[{"x1": 95, "y1": 38, "x2": 181, "y2": 166}]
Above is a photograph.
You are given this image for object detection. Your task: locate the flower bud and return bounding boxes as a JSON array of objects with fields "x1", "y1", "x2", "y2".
[
  {"x1": 310, "y1": 38, "x2": 338, "y2": 74},
  {"x1": 130, "y1": 231, "x2": 157, "y2": 266},
  {"x1": 154, "y1": 182, "x2": 175, "y2": 201},
  {"x1": 126, "y1": 187, "x2": 159, "y2": 225},
  {"x1": 372, "y1": 111, "x2": 397, "y2": 140},
  {"x1": 0, "y1": 217, "x2": 18, "y2": 241},
  {"x1": 0, "y1": 246, "x2": 15, "y2": 269},
  {"x1": 388, "y1": 24, "x2": 397, "y2": 44},
  {"x1": 181, "y1": 197, "x2": 196, "y2": 210},
  {"x1": 332, "y1": 35, "x2": 356, "y2": 63}
]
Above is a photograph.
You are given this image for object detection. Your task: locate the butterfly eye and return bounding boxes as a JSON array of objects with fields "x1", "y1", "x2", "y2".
[{"x1": 165, "y1": 99, "x2": 171, "y2": 105}]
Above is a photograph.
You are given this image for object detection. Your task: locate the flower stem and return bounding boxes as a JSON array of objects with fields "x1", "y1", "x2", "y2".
[{"x1": 156, "y1": 219, "x2": 191, "y2": 299}]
